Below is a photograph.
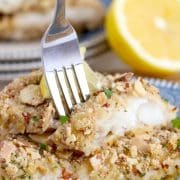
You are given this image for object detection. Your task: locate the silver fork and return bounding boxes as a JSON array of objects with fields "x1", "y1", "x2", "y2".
[{"x1": 41, "y1": 0, "x2": 90, "y2": 116}]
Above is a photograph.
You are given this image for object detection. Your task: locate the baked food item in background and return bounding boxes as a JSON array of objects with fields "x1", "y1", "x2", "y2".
[
  {"x1": 0, "y1": 66, "x2": 179, "y2": 179},
  {"x1": 0, "y1": 0, "x2": 105, "y2": 40},
  {"x1": 66, "y1": 0, "x2": 105, "y2": 32},
  {"x1": 0, "y1": 0, "x2": 54, "y2": 40}
]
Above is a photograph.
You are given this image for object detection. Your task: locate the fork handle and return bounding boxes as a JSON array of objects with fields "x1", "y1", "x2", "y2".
[
  {"x1": 55, "y1": 0, "x2": 65, "y2": 22},
  {"x1": 49, "y1": 0, "x2": 67, "y2": 35}
]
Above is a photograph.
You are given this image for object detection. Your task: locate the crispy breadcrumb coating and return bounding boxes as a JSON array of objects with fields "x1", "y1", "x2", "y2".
[
  {"x1": 73, "y1": 127, "x2": 180, "y2": 179},
  {"x1": 0, "y1": 70, "x2": 57, "y2": 135},
  {"x1": 0, "y1": 136, "x2": 76, "y2": 179},
  {"x1": 50, "y1": 76, "x2": 176, "y2": 155},
  {"x1": 0, "y1": 70, "x2": 179, "y2": 179}
]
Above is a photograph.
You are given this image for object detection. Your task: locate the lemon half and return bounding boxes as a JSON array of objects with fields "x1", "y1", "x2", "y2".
[
  {"x1": 106, "y1": 0, "x2": 180, "y2": 75},
  {"x1": 40, "y1": 62, "x2": 99, "y2": 99}
]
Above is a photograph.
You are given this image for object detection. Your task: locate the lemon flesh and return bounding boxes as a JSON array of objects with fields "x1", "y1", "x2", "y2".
[
  {"x1": 40, "y1": 75, "x2": 50, "y2": 99},
  {"x1": 106, "y1": 0, "x2": 180, "y2": 75},
  {"x1": 40, "y1": 62, "x2": 99, "y2": 99}
]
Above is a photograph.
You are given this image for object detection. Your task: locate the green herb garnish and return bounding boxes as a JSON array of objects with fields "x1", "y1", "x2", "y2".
[
  {"x1": 171, "y1": 117, "x2": 180, "y2": 129},
  {"x1": 104, "y1": 89, "x2": 112, "y2": 99},
  {"x1": 163, "y1": 98, "x2": 169, "y2": 103},
  {"x1": 143, "y1": 154, "x2": 148, "y2": 159},
  {"x1": 177, "y1": 139, "x2": 180, "y2": 149},
  {"x1": 40, "y1": 143, "x2": 47, "y2": 151},
  {"x1": 19, "y1": 175, "x2": 26, "y2": 179},
  {"x1": 59, "y1": 115, "x2": 69, "y2": 124},
  {"x1": 19, "y1": 174, "x2": 30, "y2": 179},
  {"x1": 139, "y1": 173, "x2": 146, "y2": 177},
  {"x1": 31, "y1": 116, "x2": 39, "y2": 122},
  {"x1": 162, "y1": 143, "x2": 167, "y2": 148}
]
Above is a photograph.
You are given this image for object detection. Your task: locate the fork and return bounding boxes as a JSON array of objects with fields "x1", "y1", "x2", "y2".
[{"x1": 41, "y1": 0, "x2": 90, "y2": 116}]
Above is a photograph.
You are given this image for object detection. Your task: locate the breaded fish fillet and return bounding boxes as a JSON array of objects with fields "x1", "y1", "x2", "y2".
[
  {"x1": 0, "y1": 70, "x2": 57, "y2": 135},
  {"x1": 0, "y1": 70, "x2": 177, "y2": 155},
  {"x1": 50, "y1": 75, "x2": 177, "y2": 155},
  {"x1": 0, "y1": 69, "x2": 179, "y2": 179}
]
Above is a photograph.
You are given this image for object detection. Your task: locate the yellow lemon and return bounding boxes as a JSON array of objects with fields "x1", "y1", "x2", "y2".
[
  {"x1": 40, "y1": 62, "x2": 99, "y2": 99},
  {"x1": 106, "y1": 0, "x2": 180, "y2": 76},
  {"x1": 40, "y1": 75, "x2": 50, "y2": 99},
  {"x1": 83, "y1": 62, "x2": 99, "y2": 92}
]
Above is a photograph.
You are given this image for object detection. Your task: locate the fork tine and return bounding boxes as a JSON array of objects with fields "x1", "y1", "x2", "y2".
[
  {"x1": 65, "y1": 67, "x2": 81, "y2": 104},
  {"x1": 45, "y1": 71, "x2": 66, "y2": 116},
  {"x1": 57, "y1": 70, "x2": 73, "y2": 112},
  {"x1": 73, "y1": 63, "x2": 90, "y2": 101}
]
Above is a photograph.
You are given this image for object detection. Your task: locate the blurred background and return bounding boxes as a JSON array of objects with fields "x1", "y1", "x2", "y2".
[{"x1": 0, "y1": 0, "x2": 179, "y2": 89}]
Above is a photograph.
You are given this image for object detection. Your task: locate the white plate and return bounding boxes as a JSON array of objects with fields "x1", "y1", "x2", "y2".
[{"x1": 0, "y1": 32, "x2": 106, "y2": 61}]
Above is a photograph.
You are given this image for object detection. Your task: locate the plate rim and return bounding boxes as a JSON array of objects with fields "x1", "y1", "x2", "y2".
[
  {"x1": 145, "y1": 77, "x2": 180, "y2": 90},
  {"x1": 0, "y1": 71, "x2": 179, "y2": 89}
]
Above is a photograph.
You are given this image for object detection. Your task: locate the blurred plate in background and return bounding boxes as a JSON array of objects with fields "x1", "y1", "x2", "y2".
[
  {"x1": 0, "y1": 29, "x2": 108, "y2": 61},
  {"x1": 0, "y1": 0, "x2": 111, "y2": 81},
  {"x1": 0, "y1": 33, "x2": 110, "y2": 81},
  {"x1": 0, "y1": 0, "x2": 111, "y2": 61},
  {"x1": 146, "y1": 78, "x2": 180, "y2": 116}
]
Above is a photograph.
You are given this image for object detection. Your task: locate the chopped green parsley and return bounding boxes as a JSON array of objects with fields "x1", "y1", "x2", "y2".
[
  {"x1": 31, "y1": 116, "x2": 39, "y2": 122},
  {"x1": 40, "y1": 143, "x2": 47, "y2": 151},
  {"x1": 171, "y1": 117, "x2": 180, "y2": 129},
  {"x1": 59, "y1": 115, "x2": 69, "y2": 124},
  {"x1": 177, "y1": 139, "x2": 180, "y2": 149},
  {"x1": 104, "y1": 89, "x2": 112, "y2": 99},
  {"x1": 163, "y1": 98, "x2": 169, "y2": 103},
  {"x1": 139, "y1": 173, "x2": 146, "y2": 177}
]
